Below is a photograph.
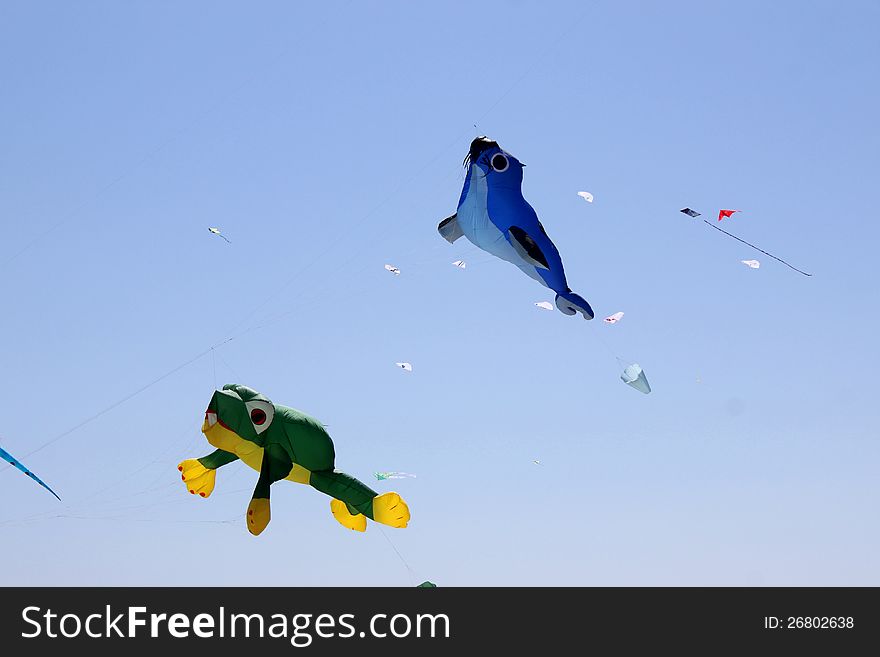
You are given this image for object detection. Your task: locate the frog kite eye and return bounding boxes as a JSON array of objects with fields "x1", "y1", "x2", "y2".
[
  {"x1": 245, "y1": 399, "x2": 274, "y2": 433},
  {"x1": 180, "y1": 384, "x2": 411, "y2": 536}
]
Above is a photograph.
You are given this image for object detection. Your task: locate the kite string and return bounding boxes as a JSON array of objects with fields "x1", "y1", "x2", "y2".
[
  {"x1": 471, "y1": 8, "x2": 591, "y2": 127},
  {"x1": 377, "y1": 526, "x2": 417, "y2": 587},
  {"x1": 213, "y1": 348, "x2": 243, "y2": 383},
  {"x1": 702, "y1": 220, "x2": 812, "y2": 276},
  {"x1": 586, "y1": 321, "x2": 626, "y2": 369},
  {"x1": 0, "y1": 336, "x2": 234, "y2": 467}
]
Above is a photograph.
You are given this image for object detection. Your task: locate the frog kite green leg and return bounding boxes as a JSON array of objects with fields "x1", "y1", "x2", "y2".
[
  {"x1": 178, "y1": 384, "x2": 411, "y2": 536},
  {"x1": 311, "y1": 470, "x2": 409, "y2": 532},
  {"x1": 246, "y1": 443, "x2": 293, "y2": 535}
]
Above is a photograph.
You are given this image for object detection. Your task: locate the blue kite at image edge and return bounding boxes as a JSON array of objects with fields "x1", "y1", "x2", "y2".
[{"x1": 0, "y1": 445, "x2": 61, "y2": 501}]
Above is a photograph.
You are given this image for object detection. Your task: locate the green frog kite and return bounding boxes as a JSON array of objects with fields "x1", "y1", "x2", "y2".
[{"x1": 178, "y1": 384, "x2": 411, "y2": 536}]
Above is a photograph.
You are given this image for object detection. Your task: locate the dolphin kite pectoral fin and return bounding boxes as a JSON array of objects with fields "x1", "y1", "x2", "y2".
[
  {"x1": 438, "y1": 213, "x2": 464, "y2": 243},
  {"x1": 507, "y1": 227, "x2": 550, "y2": 269}
]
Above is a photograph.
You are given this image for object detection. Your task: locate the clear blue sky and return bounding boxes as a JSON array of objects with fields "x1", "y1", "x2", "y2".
[{"x1": 1, "y1": 1, "x2": 878, "y2": 586}]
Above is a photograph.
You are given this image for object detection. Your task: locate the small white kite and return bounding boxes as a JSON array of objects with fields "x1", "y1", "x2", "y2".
[
  {"x1": 452, "y1": 260, "x2": 467, "y2": 269},
  {"x1": 208, "y1": 227, "x2": 230, "y2": 243},
  {"x1": 534, "y1": 301, "x2": 554, "y2": 311},
  {"x1": 577, "y1": 191, "x2": 594, "y2": 203},
  {"x1": 384, "y1": 264, "x2": 401, "y2": 275},
  {"x1": 395, "y1": 362, "x2": 413, "y2": 372},
  {"x1": 604, "y1": 311, "x2": 624, "y2": 324},
  {"x1": 741, "y1": 259, "x2": 760, "y2": 269}
]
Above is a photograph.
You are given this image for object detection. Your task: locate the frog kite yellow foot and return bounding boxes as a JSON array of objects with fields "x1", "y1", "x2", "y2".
[
  {"x1": 177, "y1": 459, "x2": 216, "y2": 498},
  {"x1": 331, "y1": 499, "x2": 367, "y2": 532},
  {"x1": 246, "y1": 498, "x2": 271, "y2": 536},
  {"x1": 372, "y1": 492, "x2": 410, "y2": 528},
  {"x1": 330, "y1": 494, "x2": 409, "y2": 531}
]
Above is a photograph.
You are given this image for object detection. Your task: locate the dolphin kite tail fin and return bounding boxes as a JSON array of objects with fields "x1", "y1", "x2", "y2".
[{"x1": 555, "y1": 289, "x2": 594, "y2": 320}]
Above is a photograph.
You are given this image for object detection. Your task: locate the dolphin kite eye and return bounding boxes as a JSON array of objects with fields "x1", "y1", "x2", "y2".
[
  {"x1": 490, "y1": 153, "x2": 509, "y2": 172},
  {"x1": 245, "y1": 399, "x2": 275, "y2": 434}
]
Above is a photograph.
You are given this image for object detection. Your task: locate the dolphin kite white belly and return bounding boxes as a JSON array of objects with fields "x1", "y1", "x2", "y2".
[{"x1": 454, "y1": 164, "x2": 545, "y2": 285}]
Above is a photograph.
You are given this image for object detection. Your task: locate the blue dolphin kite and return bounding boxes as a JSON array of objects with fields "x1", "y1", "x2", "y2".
[
  {"x1": 438, "y1": 137, "x2": 593, "y2": 319},
  {"x1": 0, "y1": 445, "x2": 61, "y2": 501}
]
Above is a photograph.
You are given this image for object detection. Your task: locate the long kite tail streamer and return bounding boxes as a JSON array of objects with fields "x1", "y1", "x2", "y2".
[
  {"x1": 0, "y1": 445, "x2": 62, "y2": 501},
  {"x1": 702, "y1": 220, "x2": 812, "y2": 276}
]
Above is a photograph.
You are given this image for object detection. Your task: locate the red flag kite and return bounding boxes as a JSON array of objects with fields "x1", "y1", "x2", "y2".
[{"x1": 718, "y1": 209, "x2": 740, "y2": 221}]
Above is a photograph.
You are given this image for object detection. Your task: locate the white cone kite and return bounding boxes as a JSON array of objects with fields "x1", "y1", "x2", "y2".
[
  {"x1": 534, "y1": 301, "x2": 554, "y2": 311},
  {"x1": 621, "y1": 363, "x2": 651, "y2": 394},
  {"x1": 384, "y1": 264, "x2": 401, "y2": 275},
  {"x1": 741, "y1": 259, "x2": 760, "y2": 269},
  {"x1": 604, "y1": 311, "x2": 624, "y2": 324},
  {"x1": 577, "y1": 191, "x2": 594, "y2": 203},
  {"x1": 395, "y1": 362, "x2": 413, "y2": 372},
  {"x1": 452, "y1": 260, "x2": 467, "y2": 269}
]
